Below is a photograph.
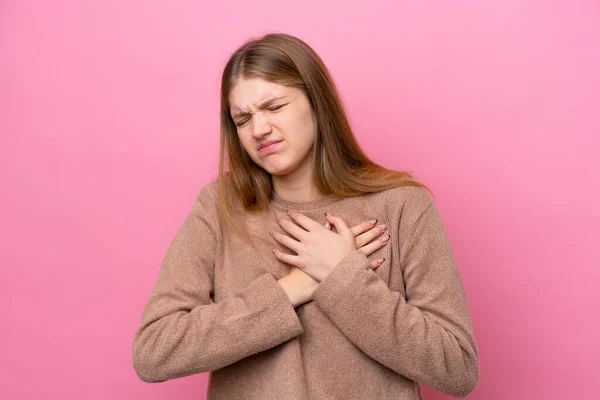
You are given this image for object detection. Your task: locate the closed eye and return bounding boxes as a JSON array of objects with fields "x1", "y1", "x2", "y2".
[
  {"x1": 234, "y1": 103, "x2": 287, "y2": 127},
  {"x1": 269, "y1": 104, "x2": 285, "y2": 111}
]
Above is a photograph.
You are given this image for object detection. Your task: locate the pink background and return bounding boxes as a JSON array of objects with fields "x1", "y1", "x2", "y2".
[{"x1": 1, "y1": 1, "x2": 598, "y2": 399}]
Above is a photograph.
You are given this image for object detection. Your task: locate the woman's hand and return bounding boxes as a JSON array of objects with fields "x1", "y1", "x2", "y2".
[
  {"x1": 272, "y1": 211, "x2": 372, "y2": 282},
  {"x1": 275, "y1": 215, "x2": 390, "y2": 307},
  {"x1": 329, "y1": 218, "x2": 389, "y2": 268}
]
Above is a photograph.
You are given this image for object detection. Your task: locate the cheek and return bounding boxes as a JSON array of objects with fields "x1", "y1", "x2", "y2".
[
  {"x1": 236, "y1": 133, "x2": 256, "y2": 160},
  {"x1": 298, "y1": 107, "x2": 317, "y2": 136},
  {"x1": 237, "y1": 131, "x2": 252, "y2": 149},
  {"x1": 299, "y1": 115, "x2": 318, "y2": 147}
]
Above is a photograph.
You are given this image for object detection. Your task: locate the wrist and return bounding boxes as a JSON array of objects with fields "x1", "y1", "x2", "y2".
[{"x1": 277, "y1": 276, "x2": 305, "y2": 307}]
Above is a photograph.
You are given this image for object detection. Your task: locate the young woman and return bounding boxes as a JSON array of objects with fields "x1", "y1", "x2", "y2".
[{"x1": 133, "y1": 33, "x2": 479, "y2": 399}]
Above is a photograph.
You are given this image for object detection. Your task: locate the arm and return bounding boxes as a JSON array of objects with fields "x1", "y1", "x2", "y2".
[
  {"x1": 132, "y1": 184, "x2": 304, "y2": 383},
  {"x1": 311, "y1": 200, "x2": 479, "y2": 398}
]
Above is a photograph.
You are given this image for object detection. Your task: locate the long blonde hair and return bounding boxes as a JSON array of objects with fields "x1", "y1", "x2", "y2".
[{"x1": 216, "y1": 32, "x2": 432, "y2": 246}]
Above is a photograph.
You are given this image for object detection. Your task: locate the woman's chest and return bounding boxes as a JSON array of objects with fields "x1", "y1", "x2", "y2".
[{"x1": 212, "y1": 208, "x2": 407, "y2": 302}]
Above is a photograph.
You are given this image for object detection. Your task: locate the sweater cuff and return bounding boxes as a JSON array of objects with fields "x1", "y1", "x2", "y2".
[
  {"x1": 312, "y1": 250, "x2": 371, "y2": 309},
  {"x1": 245, "y1": 272, "x2": 305, "y2": 339}
]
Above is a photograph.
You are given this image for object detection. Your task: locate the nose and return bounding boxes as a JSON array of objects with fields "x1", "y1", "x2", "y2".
[{"x1": 251, "y1": 112, "x2": 272, "y2": 139}]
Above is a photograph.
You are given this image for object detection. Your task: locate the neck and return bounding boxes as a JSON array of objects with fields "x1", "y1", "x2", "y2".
[
  {"x1": 272, "y1": 179, "x2": 327, "y2": 202},
  {"x1": 271, "y1": 153, "x2": 326, "y2": 202}
]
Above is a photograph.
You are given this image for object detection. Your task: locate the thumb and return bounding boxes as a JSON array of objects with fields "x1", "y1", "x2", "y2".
[{"x1": 325, "y1": 213, "x2": 351, "y2": 238}]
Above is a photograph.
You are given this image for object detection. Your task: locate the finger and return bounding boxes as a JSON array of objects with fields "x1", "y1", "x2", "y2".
[
  {"x1": 271, "y1": 248, "x2": 301, "y2": 267},
  {"x1": 355, "y1": 224, "x2": 387, "y2": 248},
  {"x1": 325, "y1": 213, "x2": 352, "y2": 238},
  {"x1": 357, "y1": 234, "x2": 391, "y2": 257},
  {"x1": 270, "y1": 230, "x2": 302, "y2": 253},
  {"x1": 370, "y1": 258, "x2": 385, "y2": 269},
  {"x1": 325, "y1": 221, "x2": 331, "y2": 229},
  {"x1": 350, "y1": 219, "x2": 378, "y2": 237},
  {"x1": 287, "y1": 211, "x2": 323, "y2": 232},
  {"x1": 277, "y1": 217, "x2": 309, "y2": 241}
]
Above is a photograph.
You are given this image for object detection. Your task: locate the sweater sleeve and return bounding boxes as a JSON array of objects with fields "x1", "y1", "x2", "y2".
[
  {"x1": 132, "y1": 184, "x2": 304, "y2": 383},
  {"x1": 311, "y1": 200, "x2": 479, "y2": 398}
]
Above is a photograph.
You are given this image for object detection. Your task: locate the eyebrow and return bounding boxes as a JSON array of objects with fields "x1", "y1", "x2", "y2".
[{"x1": 232, "y1": 96, "x2": 288, "y2": 119}]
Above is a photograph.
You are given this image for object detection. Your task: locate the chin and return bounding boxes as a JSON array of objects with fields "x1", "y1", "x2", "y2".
[{"x1": 262, "y1": 160, "x2": 298, "y2": 176}]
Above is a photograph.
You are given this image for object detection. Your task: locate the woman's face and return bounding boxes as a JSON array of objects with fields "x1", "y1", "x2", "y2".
[{"x1": 229, "y1": 77, "x2": 318, "y2": 177}]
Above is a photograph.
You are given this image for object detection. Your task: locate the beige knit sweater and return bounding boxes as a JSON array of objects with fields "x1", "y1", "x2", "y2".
[{"x1": 132, "y1": 180, "x2": 480, "y2": 399}]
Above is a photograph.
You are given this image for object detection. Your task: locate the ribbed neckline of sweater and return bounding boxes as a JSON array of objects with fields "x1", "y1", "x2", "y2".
[{"x1": 270, "y1": 190, "x2": 344, "y2": 211}]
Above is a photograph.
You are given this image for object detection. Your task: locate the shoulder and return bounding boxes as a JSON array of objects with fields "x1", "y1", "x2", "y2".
[
  {"x1": 348, "y1": 185, "x2": 433, "y2": 219},
  {"x1": 378, "y1": 185, "x2": 434, "y2": 218},
  {"x1": 370, "y1": 185, "x2": 435, "y2": 241},
  {"x1": 197, "y1": 179, "x2": 219, "y2": 200},
  {"x1": 194, "y1": 179, "x2": 222, "y2": 215},
  {"x1": 189, "y1": 179, "x2": 220, "y2": 225}
]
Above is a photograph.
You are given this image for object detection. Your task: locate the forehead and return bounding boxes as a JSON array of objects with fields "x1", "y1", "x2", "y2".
[{"x1": 229, "y1": 77, "x2": 291, "y2": 111}]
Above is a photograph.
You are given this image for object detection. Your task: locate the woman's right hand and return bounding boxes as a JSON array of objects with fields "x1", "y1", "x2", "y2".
[{"x1": 278, "y1": 218, "x2": 389, "y2": 307}]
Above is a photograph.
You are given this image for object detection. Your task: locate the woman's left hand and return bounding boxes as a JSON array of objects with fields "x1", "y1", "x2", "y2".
[{"x1": 270, "y1": 211, "x2": 357, "y2": 282}]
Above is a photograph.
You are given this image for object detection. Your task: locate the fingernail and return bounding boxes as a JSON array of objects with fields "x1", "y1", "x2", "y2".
[
  {"x1": 287, "y1": 210, "x2": 291, "y2": 215},
  {"x1": 269, "y1": 231, "x2": 274, "y2": 236},
  {"x1": 324, "y1": 212, "x2": 330, "y2": 216},
  {"x1": 368, "y1": 219, "x2": 377, "y2": 225},
  {"x1": 378, "y1": 224, "x2": 387, "y2": 230},
  {"x1": 380, "y1": 235, "x2": 390, "y2": 242},
  {"x1": 377, "y1": 258, "x2": 385, "y2": 263}
]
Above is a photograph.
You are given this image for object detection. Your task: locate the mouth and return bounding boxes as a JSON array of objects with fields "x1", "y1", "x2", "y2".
[{"x1": 258, "y1": 140, "x2": 283, "y2": 153}]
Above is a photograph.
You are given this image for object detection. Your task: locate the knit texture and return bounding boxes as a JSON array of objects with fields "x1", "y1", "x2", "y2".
[{"x1": 133, "y1": 180, "x2": 480, "y2": 399}]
